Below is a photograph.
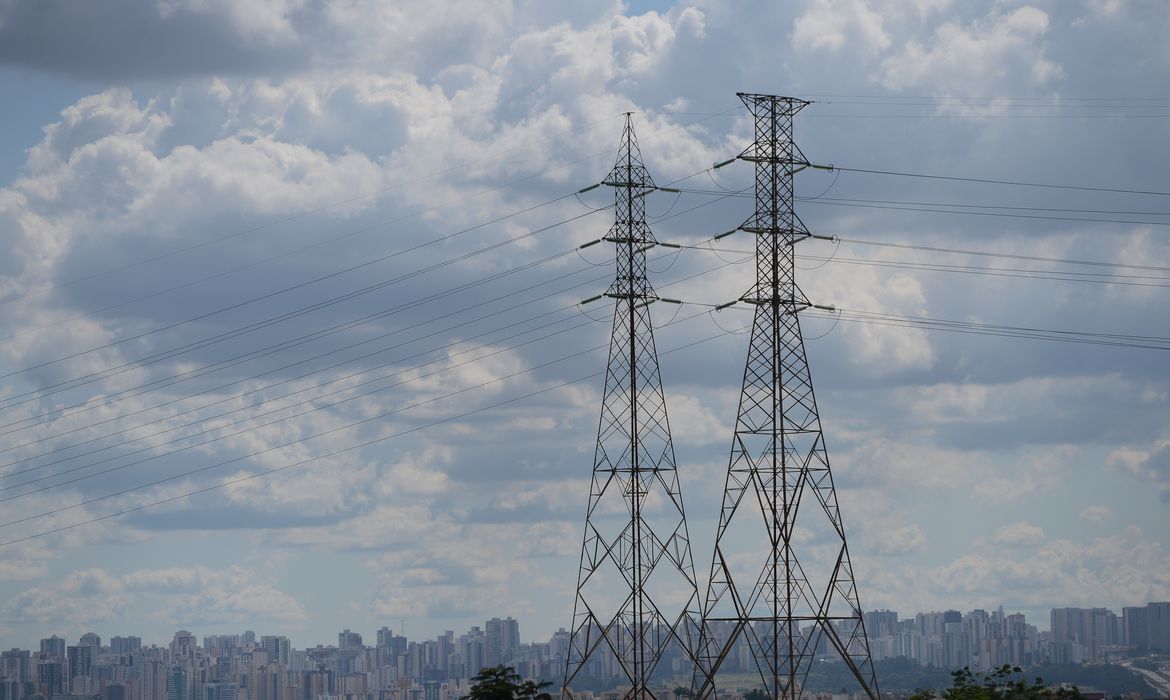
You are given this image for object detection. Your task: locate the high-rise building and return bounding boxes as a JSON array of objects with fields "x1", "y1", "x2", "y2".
[
  {"x1": 102, "y1": 683, "x2": 129, "y2": 700},
  {"x1": 204, "y1": 683, "x2": 237, "y2": 700},
  {"x1": 39, "y1": 637, "x2": 65, "y2": 660},
  {"x1": 260, "y1": 637, "x2": 290, "y2": 667},
  {"x1": 166, "y1": 666, "x2": 190, "y2": 700},
  {"x1": 0, "y1": 678, "x2": 19, "y2": 700},
  {"x1": 1, "y1": 649, "x2": 30, "y2": 685},
  {"x1": 37, "y1": 659, "x2": 63, "y2": 697},
  {"x1": 483, "y1": 618, "x2": 518, "y2": 668},
  {"x1": 1149, "y1": 601, "x2": 1170, "y2": 652},
  {"x1": 79, "y1": 633, "x2": 102, "y2": 650},
  {"x1": 1049, "y1": 607, "x2": 1118, "y2": 660},
  {"x1": 110, "y1": 637, "x2": 142, "y2": 655},
  {"x1": 1124, "y1": 606, "x2": 1149, "y2": 650},
  {"x1": 337, "y1": 630, "x2": 362, "y2": 650},
  {"x1": 67, "y1": 645, "x2": 93, "y2": 682},
  {"x1": 171, "y1": 632, "x2": 197, "y2": 662}
]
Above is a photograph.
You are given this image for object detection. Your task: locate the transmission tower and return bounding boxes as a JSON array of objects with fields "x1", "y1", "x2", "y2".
[
  {"x1": 693, "y1": 94, "x2": 879, "y2": 700},
  {"x1": 563, "y1": 115, "x2": 703, "y2": 700}
]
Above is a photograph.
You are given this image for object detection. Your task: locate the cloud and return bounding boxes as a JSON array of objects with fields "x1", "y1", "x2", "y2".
[
  {"x1": 0, "y1": 565, "x2": 307, "y2": 627},
  {"x1": 877, "y1": 6, "x2": 1062, "y2": 95},
  {"x1": 1079, "y1": 506, "x2": 1112, "y2": 524},
  {"x1": 1109, "y1": 439, "x2": 1170, "y2": 502},
  {"x1": 0, "y1": 0, "x2": 309, "y2": 80},
  {"x1": 792, "y1": 0, "x2": 891, "y2": 55},
  {"x1": 875, "y1": 524, "x2": 928, "y2": 556},
  {"x1": 992, "y1": 521, "x2": 1045, "y2": 548},
  {"x1": 0, "y1": 0, "x2": 1168, "y2": 647}
]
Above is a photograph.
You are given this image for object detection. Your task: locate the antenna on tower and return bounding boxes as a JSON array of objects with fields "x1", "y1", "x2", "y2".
[
  {"x1": 693, "y1": 93, "x2": 880, "y2": 700},
  {"x1": 563, "y1": 114, "x2": 705, "y2": 700}
]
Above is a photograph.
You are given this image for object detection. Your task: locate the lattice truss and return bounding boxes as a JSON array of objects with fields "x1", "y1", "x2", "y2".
[
  {"x1": 693, "y1": 94, "x2": 880, "y2": 700},
  {"x1": 564, "y1": 116, "x2": 703, "y2": 700}
]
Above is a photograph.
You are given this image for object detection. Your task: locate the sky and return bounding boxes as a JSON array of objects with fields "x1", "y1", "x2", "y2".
[{"x1": 0, "y1": 0, "x2": 1169, "y2": 650}]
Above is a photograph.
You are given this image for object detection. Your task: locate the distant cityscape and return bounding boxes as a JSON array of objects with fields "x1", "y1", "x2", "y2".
[{"x1": 1, "y1": 602, "x2": 1167, "y2": 700}]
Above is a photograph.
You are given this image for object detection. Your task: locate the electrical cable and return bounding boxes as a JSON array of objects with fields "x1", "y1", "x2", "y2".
[
  {"x1": 2, "y1": 160, "x2": 737, "y2": 400},
  {"x1": 0, "y1": 186, "x2": 600, "y2": 387},
  {"x1": 807, "y1": 309, "x2": 1170, "y2": 351},
  {"x1": 0, "y1": 273, "x2": 597, "y2": 466},
  {"x1": 2, "y1": 148, "x2": 608, "y2": 346},
  {"x1": 799, "y1": 197, "x2": 1170, "y2": 227},
  {"x1": 0, "y1": 237, "x2": 588, "y2": 434},
  {"x1": 2, "y1": 180, "x2": 739, "y2": 456},
  {"x1": 4, "y1": 107, "x2": 744, "y2": 344},
  {"x1": 1, "y1": 173, "x2": 743, "y2": 436},
  {"x1": 806, "y1": 255, "x2": 1170, "y2": 289},
  {"x1": 829, "y1": 166, "x2": 1170, "y2": 198},
  {"x1": 0, "y1": 116, "x2": 623, "y2": 312},
  {"x1": 0, "y1": 307, "x2": 733, "y2": 540},
  {"x1": 0, "y1": 319, "x2": 738, "y2": 550},
  {"x1": 0, "y1": 204, "x2": 607, "y2": 415},
  {"x1": 833, "y1": 237, "x2": 1170, "y2": 274},
  {"x1": 0, "y1": 256, "x2": 734, "y2": 498},
  {"x1": 684, "y1": 242, "x2": 1170, "y2": 287},
  {"x1": 4, "y1": 245, "x2": 739, "y2": 482},
  {"x1": 673, "y1": 187, "x2": 1170, "y2": 226},
  {"x1": 801, "y1": 196, "x2": 1170, "y2": 218},
  {"x1": 803, "y1": 308, "x2": 842, "y2": 341}
]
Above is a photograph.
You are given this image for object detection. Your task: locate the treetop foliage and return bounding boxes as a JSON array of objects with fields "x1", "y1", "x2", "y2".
[{"x1": 909, "y1": 664, "x2": 1083, "y2": 700}]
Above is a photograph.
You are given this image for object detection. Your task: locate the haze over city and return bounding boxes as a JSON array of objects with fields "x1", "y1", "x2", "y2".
[{"x1": 0, "y1": 0, "x2": 1168, "y2": 672}]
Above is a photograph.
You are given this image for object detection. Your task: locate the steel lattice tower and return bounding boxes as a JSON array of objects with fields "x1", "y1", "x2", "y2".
[
  {"x1": 693, "y1": 94, "x2": 879, "y2": 700},
  {"x1": 563, "y1": 115, "x2": 703, "y2": 700}
]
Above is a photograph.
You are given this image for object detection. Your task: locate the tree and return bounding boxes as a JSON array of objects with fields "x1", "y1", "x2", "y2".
[
  {"x1": 518, "y1": 679, "x2": 553, "y2": 700},
  {"x1": 909, "y1": 665, "x2": 1083, "y2": 700},
  {"x1": 466, "y1": 666, "x2": 552, "y2": 700},
  {"x1": 743, "y1": 689, "x2": 770, "y2": 700}
]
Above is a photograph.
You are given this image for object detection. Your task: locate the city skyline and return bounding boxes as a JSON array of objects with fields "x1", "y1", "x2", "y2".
[
  {"x1": 1, "y1": 1, "x2": 1169, "y2": 653},
  {"x1": 6, "y1": 599, "x2": 1169, "y2": 657}
]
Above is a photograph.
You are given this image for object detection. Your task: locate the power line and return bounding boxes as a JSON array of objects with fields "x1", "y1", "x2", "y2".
[
  {"x1": 832, "y1": 237, "x2": 1170, "y2": 274},
  {"x1": 830, "y1": 165, "x2": 1170, "y2": 198},
  {"x1": 812, "y1": 309, "x2": 1170, "y2": 352},
  {"x1": 688, "y1": 242, "x2": 1170, "y2": 288},
  {"x1": 0, "y1": 172, "x2": 743, "y2": 433},
  {"x1": 680, "y1": 232, "x2": 1170, "y2": 278},
  {"x1": 0, "y1": 262, "x2": 614, "y2": 462},
  {"x1": 0, "y1": 205, "x2": 605, "y2": 413},
  {"x1": 0, "y1": 186, "x2": 597, "y2": 386},
  {"x1": 0, "y1": 304, "x2": 584, "y2": 479},
  {"x1": 800, "y1": 196, "x2": 1170, "y2": 219},
  {"x1": 0, "y1": 323, "x2": 734, "y2": 550},
  {"x1": 675, "y1": 188, "x2": 1170, "y2": 227},
  {"x1": 0, "y1": 313, "x2": 593, "y2": 502},
  {"x1": 805, "y1": 256, "x2": 1170, "y2": 289},
  {"x1": 0, "y1": 239, "x2": 584, "y2": 433},
  {"x1": 799, "y1": 197, "x2": 1170, "y2": 227},
  {"x1": 0, "y1": 255, "x2": 737, "y2": 507},
  {"x1": 0, "y1": 117, "x2": 622, "y2": 311},
  {"x1": 0, "y1": 308, "x2": 733, "y2": 544},
  {"x1": 3, "y1": 105, "x2": 744, "y2": 343}
]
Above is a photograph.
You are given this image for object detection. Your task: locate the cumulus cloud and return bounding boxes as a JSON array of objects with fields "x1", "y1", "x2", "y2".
[
  {"x1": 0, "y1": 0, "x2": 309, "y2": 80},
  {"x1": 1109, "y1": 440, "x2": 1170, "y2": 502},
  {"x1": 993, "y1": 521, "x2": 1045, "y2": 547},
  {"x1": 877, "y1": 6, "x2": 1062, "y2": 95},
  {"x1": 0, "y1": 565, "x2": 306, "y2": 626},
  {"x1": 1079, "y1": 505, "x2": 1112, "y2": 524},
  {"x1": 0, "y1": 0, "x2": 1168, "y2": 646},
  {"x1": 792, "y1": 0, "x2": 891, "y2": 55},
  {"x1": 875, "y1": 524, "x2": 928, "y2": 556}
]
